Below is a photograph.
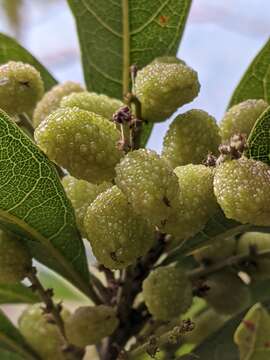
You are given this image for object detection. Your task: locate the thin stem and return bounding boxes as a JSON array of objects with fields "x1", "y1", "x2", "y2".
[
  {"x1": 27, "y1": 267, "x2": 84, "y2": 360},
  {"x1": 122, "y1": 0, "x2": 130, "y2": 97},
  {"x1": 188, "y1": 249, "x2": 270, "y2": 280}
]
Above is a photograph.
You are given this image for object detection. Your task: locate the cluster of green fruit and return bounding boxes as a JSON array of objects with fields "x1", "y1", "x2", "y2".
[{"x1": 1, "y1": 57, "x2": 270, "y2": 358}]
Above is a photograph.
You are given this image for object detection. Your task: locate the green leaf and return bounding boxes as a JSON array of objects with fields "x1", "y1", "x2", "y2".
[
  {"x1": 0, "y1": 349, "x2": 24, "y2": 360},
  {"x1": 0, "y1": 33, "x2": 57, "y2": 91},
  {"x1": 245, "y1": 106, "x2": 270, "y2": 165},
  {"x1": 0, "y1": 284, "x2": 39, "y2": 304},
  {"x1": 228, "y1": 38, "x2": 270, "y2": 108},
  {"x1": 0, "y1": 110, "x2": 91, "y2": 297},
  {"x1": 0, "y1": 310, "x2": 39, "y2": 360}
]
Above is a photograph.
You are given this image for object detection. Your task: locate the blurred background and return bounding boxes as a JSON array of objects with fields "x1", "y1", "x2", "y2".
[{"x1": 0, "y1": 0, "x2": 269, "y2": 151}]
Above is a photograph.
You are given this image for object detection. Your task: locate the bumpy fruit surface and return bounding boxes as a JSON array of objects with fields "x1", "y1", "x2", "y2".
[
  {"x1": 162, "y1": 109, "x2": 221, "y2": 168},
  {"x1": 84, "y1": 186, "x2": 155, "y2": 269},
  {"x1": 19, "y1": 304, "x2": 70, "y2": 360},
  {"x1": 204, "y1": 271, "x2": 251, "y2": 315},
  {"x1": 151, "y1": 56, "x2": 186, "y2": 65},
  {"x1": 62, "y1": 175, "x2": 111, "y2": 236},
  {"x1": 115, "y1": 149, "x2": 180, "y2": 227},
  {"x1": 60, "y1": 91, "x2": 124, "y2": 120},
  {"x1": 33, "y1": 81, "x2": 84, "y2": 127},
  {"x1": 0, "y1": 230, "x2": 31, "y2": 283},
  {"x1": 135, "y1": 62, "x2": 200, "y2": 122},
  {"x1": 142, "y1": 266, "x2": 192, "y2": 320},
  {"x1": 220, "y1": 99, "x2": 268, "y2": 141},
  {"x1": 237, "y1": 232, "x2": 270, "y2": 281},
  {"x1": 35, "y1": 108, "x2": 123, "y2": 183},
  {"x1": 162, "y1": 164, "x2": 218, "y2": 241},
  {"x1": 66, "y1": 305, "x2": 119, "y2": 347},
  {"x1": 214, "y1": 158, "x2": 270, "y2": 226},
  {"x1": 0, "y1": 61, "x2": 44, "y2": 115},
  {"x1": 193, "y1": 237, "x2": 236, "y2": 265}
]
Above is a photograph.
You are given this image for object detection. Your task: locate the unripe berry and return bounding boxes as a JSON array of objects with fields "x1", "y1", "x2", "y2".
[
  {"x1": 162, "y1": 109, "x2": 221, "y2": 168},
  {"x1": 62, "y1": 175, "x2": 111, "y2": 236},
  {"x1": 162, "y1": 164, "x2": 218, "y2": 241},
  {"x1": 204, "y1": 271, "x2": 251, "y2": 315},
  {"x1": 220, "y1": 99, "x2": 268, "y2": 141},
  {"x1": 135, "y1": 62, "x2": 200, "y2": 122},
  {"x1": 193, "y1": 237, "x2": 236, "y2": 265},
  {"x1": 35, "y1": 108, "x2": 123, "y2": 184},
  {"x1": 142, "y1": 266, "x2": 192, "y2": 320},
  {"x1": 0, "y1": 61, "x2": 44, "y2": 115},
  {"x1": 0, "y1": 230, "x2": 31, "y2": 283},
  {"x1": 214, "y1": 158, "x2": 270, "y2": 226},
  {"x1": 60, "y1": 91, "x2": 124, "y2": 121},
  {"x1": 19, "y1": 304, "x2": 70, "y2": 360},
  {"x1": 66, "y1": 305, "x2": 119, "y2": 347},
  {"x1": 33, "y1": 81, "x2": 84, "y2": 127},
  {"x1": 151, "y1": 56, "x2": 186, "y2": 65},
  {"x1": 84, "y1": 186, "x2": 155, "y2": 269},
  {"x1": 115, "y1": 149, "x2": 180, "y2": 227},
  {"x1": 237, "y1": 232, "x2": 270, "y2": 281}
]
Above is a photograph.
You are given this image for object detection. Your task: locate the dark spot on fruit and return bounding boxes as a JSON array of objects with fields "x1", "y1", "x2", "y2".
[
  {"x1": 162, "y1": 196, "x2": 171, "y2": 207},
  {"x1": 243, "y1": 320, "x2": 256, "y2": 332}
]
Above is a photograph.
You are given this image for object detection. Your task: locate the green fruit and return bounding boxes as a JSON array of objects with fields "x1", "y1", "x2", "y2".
[
  {"x1": 33, "y1": 81, "x2": 84, "y2": 127},
  {"x1": 0, "y1": 61, "x2": 44, "y2": 115},
  {"x1": 19, "y1": 304, "x2": 70, "y2": 360},
  {"x1": 66, "y1": 305, "x2": 119, "y2": 347},
  {"x1": 162, "y1": 109, "x2": 221, "y2": 168},
  {"x1": 35, "y1": 108, "x2": 123, "y2": 183},
  {"x1": 142, "y1": 266, "x2": 192, "y2": 321},
  {"x1": 204, "y1": 271, "x2": 251, "y2": 315},
  {"x1": 62, "y1": 175, "x2": 111, "y2": 236},
  {"x1": 84, "y1": 186, "x2": 155, "y2": 269},
  {"x1": 193, "y1": 237, "x2": 236, "y2": 265},
  {"x1": 151, "y1": 56, "x2": 186, "y2": 65},
  {"x1": 60, "y1": 91, "x2": 124, "y2": 120},
  {"x1": 214, "y1": 158, "x2": 270, "y2": 226},
  {"x1": 162, "y1": 164, "x2": 218, "y2": 241},
  {"x1": 0, "y1": 230, "x2": 31, "y2": 283},
  {"x1": 237, "y1": 232, "x2": 270, "y2": 281},
  {"x1": 115, "y1": 149, "x2": 180, "y2": 227},
  {"x1": 220, "y1": 99, "x2": 268, "y2": 141},
  {"x1": 135, "y1": 62, "x2": 200, "y2": 122}
]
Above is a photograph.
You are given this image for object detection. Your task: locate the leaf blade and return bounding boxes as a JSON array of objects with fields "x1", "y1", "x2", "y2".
[{"x1": 0, "y1": 284, "x2": 39, "y2": 304}]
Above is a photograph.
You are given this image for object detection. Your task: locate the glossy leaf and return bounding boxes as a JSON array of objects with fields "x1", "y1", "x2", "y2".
[
  {"x1": 0, "y1": 110, "x2": 90, "y2": 296},
  {"x1": 0, "y1": 33, "x2": 57, "y2": 91},
  {"x1": 245, "y1": 106, "x2": 270, "y2": 165},
  {"x1": 0, "y1": 284, "x2": 38, "y2": 304},
  {"x1": 0, "y1": 310, "x2": 38, "y2": 360},
  {"x1": 228, "y1": 38, "x2": 270, "y2": 108}
]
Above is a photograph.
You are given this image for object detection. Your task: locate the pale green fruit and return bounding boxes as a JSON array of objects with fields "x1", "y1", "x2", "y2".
[
  {"x1": 135, "y1": 62, "x2": 200, "y2": 122},
  {"x1": 66, "y1": 305, "x2": 119, "y2": 347},
  {"x1": 33, "y1": 81, "x2": 84, "y2": 127},
  {"x1": 60, "y1": 91, "x2": 124, "y2": 120},
  {"x1": 19, "y1": 304, "x2": 70, "y2": 360},
  {"x1": 151, "y1": 56, "x2": 186, "y2": 65},
  {"x1": 115, "y1": 149, "x2": 180, "y2": 228},
  {"x1": 214, "y1": 158, "x2": 270, "y2": 226},
  {"x1": 163, "y1": 165, "x2": 218, "y2": 242},
  {"x1": 62, "y1": 175, "x2": 111, "y2": 236},
  {"x1": 220, "y1": 99, "x2": 268, "y2": 141},
  {"x1": 193, "y1": 237, "x2": 236, "y2": 265},
  {"x1": 237, "y1": 232, "x2": 270, "y2": 281},
  {"x1": 162, "y1": 109, "x2": 221, "y2": 168},
  {"x1": 0, "y1": 230, "x2": 31, "y2": 283},
  {"x1": 0, "y1": 61, "x2": 44, "y2": 115},
  {"x1": 204, "y1": 271, "x2": 251, "y2": 315},
  {"x1": 84, "y1": 186, "x2": 155, "y2": 269},
  {"x1": 142, "y1": 266, "x2": 193, "y2": 320},
  {"x1": 35, "y1": 108, "x2": 123, "y2": 184}
]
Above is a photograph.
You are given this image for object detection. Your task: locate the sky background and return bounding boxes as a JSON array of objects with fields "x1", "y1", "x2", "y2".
[{"x1": 0, "y1": 0, "x2": 269, "y2": 152}]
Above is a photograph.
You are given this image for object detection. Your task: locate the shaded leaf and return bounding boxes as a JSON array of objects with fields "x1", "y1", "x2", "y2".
[
  {"x1": 245, "y1": 106, "x2": 270, "y2": 165},
  {"x1": 0, "y1": 33, "x2": 57, "y2": 91},
  {"x1": 0, "y1": 284, "x2": 38, "y2": 304},
  {"x1": 0, "y1": 310, "x2": 38, "y2": 360},
  {"x1": 0, "y1": 110, "x2": 91, "y2": 297},
  {"x1": 228, "y1": 38, "x2": 270, "y2": 108}
]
